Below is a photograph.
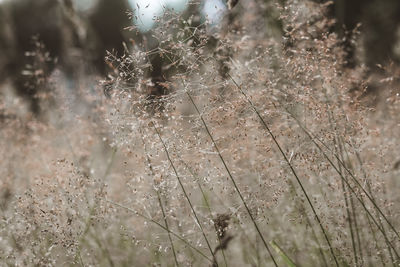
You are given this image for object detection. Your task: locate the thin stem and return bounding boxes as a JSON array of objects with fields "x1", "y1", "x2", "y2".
[
  {"x1": 353, "y1": 151, "x2": 395, "y2": 266},
  {"x1": 107, "y1": 200, "x2": 214, "y2": 263},
  {"x1": 327, "y1": 110, "x2": 358, "y2": 266},
  {"x1": 365, "y1": 210, "x2": 387, "y2": 266},
  {"x1": 75, "y1": 147, "x2": 117, "y2": 264},
  {"x1": 181, "y1": 160, "x2": 229, "y2": 267},
  {"x1": 287, "y1": 179, "x2": 328, "y2": 267},
  {"x1": 282, "y1": 107, "x2": 400, "y2": 259},
  {"x1": 339, "y1": 137, "x2": 364, "y2": 265},
  {"x1": 228, "y1": 74, "x2": 339, "y2": 266},
  {"x1": 140, "y1": 127, "x2": 179, "y2": 267},
  {"x1": 182, "y1": 82, "x2": 278, "y2": 266},
  {"x1": 307, "y1": 120, "x2": 399, "y2": 241},
  {"x1": 156, "y1": 192, "x2": 180, "y2": 267},
  {"x1": 152, "y1": 122, "x2": 218, "y2": 265}
]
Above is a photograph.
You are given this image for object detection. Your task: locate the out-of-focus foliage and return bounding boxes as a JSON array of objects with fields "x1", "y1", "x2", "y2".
[{"x1": 1, "y1": 0, "x2": 400, "y2": 114}]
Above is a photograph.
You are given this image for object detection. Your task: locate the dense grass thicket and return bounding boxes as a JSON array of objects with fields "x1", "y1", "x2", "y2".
[{"x1": 1, "y1": 1, "x2": 400, "y2": 266}]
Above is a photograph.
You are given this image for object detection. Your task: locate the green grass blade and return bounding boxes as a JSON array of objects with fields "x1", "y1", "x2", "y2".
[{"x1": 270, "y1": 240, "x2": 296, "y2": 267}]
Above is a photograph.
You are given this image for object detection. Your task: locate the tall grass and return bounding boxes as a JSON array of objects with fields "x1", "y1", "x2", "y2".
[{"x1": 0, "y1": 0, "x2": 400, "y2": 266}]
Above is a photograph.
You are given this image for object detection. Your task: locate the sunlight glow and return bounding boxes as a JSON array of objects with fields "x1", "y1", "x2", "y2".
[
  {"x1": 129, "y1": 0, "x2": 189, "y2": 32},
  {"x1": 202, "y1": 0, "x2": 226, "y2": 25},
  {"x1": 129, "y1": 0, "x2": 226, "y2": 32}
]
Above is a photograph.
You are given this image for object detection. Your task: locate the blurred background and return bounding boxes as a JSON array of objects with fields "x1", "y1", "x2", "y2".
[
  {"x1": 0, "y1": 0, "x2": 231, "y2": 115},
  {"x1": 0, "y1": 0, "x2": 400, "y2": 115}
]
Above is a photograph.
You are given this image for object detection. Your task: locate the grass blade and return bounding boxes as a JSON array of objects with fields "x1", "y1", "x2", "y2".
[
  {"x1": 106, "y1": 199, "x2": 214, "y2": 263},
  {"x1": 271, "y1": 240, "x2": 297, "y2": 267},
  {"x1": 152, "y1": 122, "x2": 218, "y2": 265},
  {"x1": 228, "y1": 74, "x2": 339, "y2": 266},
  {"x1": 182, "y1": 81, "x2": 278, "y2": 266}
]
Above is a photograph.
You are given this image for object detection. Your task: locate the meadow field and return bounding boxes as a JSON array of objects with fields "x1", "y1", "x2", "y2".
[{"x1": 1, "y1": 0, "x2": 400, "y2": 266}]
